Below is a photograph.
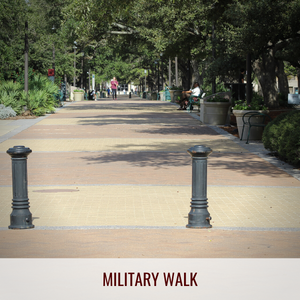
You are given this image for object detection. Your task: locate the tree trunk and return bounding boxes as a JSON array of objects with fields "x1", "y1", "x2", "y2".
[
  {"x1": 253, "y1": 50, "x2": 279, "y2": 108},
  {"x1": 150, "y1": 66, "x2": 155, "y2": 91},
  {"x1": 276, "y1": 59, "x2": 289, "y2": 97},
  {"x1": 198, "y1": 62, "x2": 206, "y2": 88},
  {"x1": 178, "y1": 58, "x2": 189, "y2": 89},
  {"x1": 191, "y1": 60, "x2": 201, "y2": 85}
]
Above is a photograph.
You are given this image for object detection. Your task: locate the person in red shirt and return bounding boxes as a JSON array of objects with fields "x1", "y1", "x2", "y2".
[{"x1": 110, "y1": 77, "x2": 118, "y2": 100}]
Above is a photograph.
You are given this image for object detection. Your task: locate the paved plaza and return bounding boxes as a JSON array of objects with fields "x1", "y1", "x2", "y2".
[{"x1": 0, "y1": 95, "x2": 300, "y2": 257}]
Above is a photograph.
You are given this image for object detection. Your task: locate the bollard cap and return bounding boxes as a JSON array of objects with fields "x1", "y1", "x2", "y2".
[
  {"x1": 187, "y1": 145, "x2": 212, "y2": 158},
  {"x1": 7, "y1": 145, "x2": 32, "y2": 158}
]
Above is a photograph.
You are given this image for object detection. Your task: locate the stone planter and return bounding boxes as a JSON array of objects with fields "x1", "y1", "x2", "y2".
[
  {"x1": 233, "y1": 110, "x2": 268, "y2": 140},
  {"x1": 159, "y1": 91, "x2": 165, "y2": 101},
  {"x1": 200, "y1": 101, "x2": 231, "y2": 125},
  {"x1": 74, "y1": 92, "x2": 84, "y2": 101}
]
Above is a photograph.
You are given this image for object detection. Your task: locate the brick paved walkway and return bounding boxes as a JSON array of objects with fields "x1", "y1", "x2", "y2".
[{"x1": 0, "y1": 95, "x2": 299, "y2": 257}]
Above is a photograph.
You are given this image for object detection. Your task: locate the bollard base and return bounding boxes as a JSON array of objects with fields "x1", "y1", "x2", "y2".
[
  {"x1": 186, "y1": 224, "x2": 212, "y2": 229},
  {"x1": 9, "y1": 210, "x2": 34, "y2": 229},
  {"x1": 186, "y1": 209, "x2": 212, "y2": 228},
  {"x1": 9, "y1": 225, "x2": 35, "y2": 229}
]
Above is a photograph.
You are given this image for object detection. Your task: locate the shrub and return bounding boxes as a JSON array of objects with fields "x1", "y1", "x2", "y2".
[
  {"x1": 233, "y1": 92, "x2": 268, "y2": 110},
  {"x1": 27, "y1": 74, "x2": 59, "y2": 115},
  {"x1": 169, "y1": 86, "x2": 183, "y2": 90},
  {"x1": 0, "y1": 81, "x2": 26, "y2": 114},
  {"x1": 206, "y1": 96, "x2": 229, "y2": 102},
  {"x1": 262, "y1": 110, "x2": 300, "y2": 166},
  {"x1": 0, "y1": 104, "x2": 17, "y2": 119},
  {"x1": 11, "y1": 68, "x2": 37, "y2": 85},
  {"x1": 0, "y1": 75, "x2": 59, "y2": 116},
  {"x1": 201, "y1": 81, "x2": 228, "y2": 96},
  {"x1": 27, "y1": 89, "x2": 54, "y2": 116}
]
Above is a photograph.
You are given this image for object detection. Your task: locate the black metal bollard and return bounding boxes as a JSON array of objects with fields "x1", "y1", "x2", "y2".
[
  {"x1": 129, "y1": 92, "x2": 131, "y2": 98},
  {"x1": 7, "y1": 145, "x2": 34, "y2": 229},
  {"x1": 186, "y1": 145, "x2": 212, "y2": 228}
]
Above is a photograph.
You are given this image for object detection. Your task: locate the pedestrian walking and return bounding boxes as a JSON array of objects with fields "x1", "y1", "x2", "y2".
[
  {"x1": 111, "y1": 77, "x2": 118, "y2": 100},
  {"x1": 107, "y1": 87, "x2": 110, "y2": 97}
]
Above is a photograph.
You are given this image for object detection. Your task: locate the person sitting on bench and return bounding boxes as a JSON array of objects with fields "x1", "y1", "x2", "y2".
[{"x1": 177, "y1": 82, "x2": 201, "y2": 110}]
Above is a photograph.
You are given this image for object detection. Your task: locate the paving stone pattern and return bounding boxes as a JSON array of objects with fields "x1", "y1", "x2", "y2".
[{"x1": 0, "y1": 95, "x2": 299, "y2": 258}]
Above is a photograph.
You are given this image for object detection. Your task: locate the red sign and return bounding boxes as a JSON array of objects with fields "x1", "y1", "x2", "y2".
[{"x1": 48, "y1": 69, "x2": 55, "y2": 76}]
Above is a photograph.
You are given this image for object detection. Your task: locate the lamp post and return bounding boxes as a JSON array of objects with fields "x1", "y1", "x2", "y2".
[
  {"x1": 81, "y1": 52, "x2": 84, "y2": 89},
  {"x1": 52, "y1": 25, "x2": 55, "y2": 82},
  {"x1": 154, "y1": 60, "x2": 158, "y2": 91},
  {"x1": 212, "y1": 23, "x2": 216, "y2": 94},
  {"x1": 73, "y1": 41, "x2": 77, "y2": 87},
  {"x1": 169, "y1": 58, "x2": 171, "y2": 87},
  {"x1": 160, "y1": 52, "x2": 163, "y2": 90},
  {"x1": 24, "y1": 21, "x2": 28, "y2": 93},
  {"x1": 88, "y1": 70, "x2": 90, "y2": 92},
  {"x1": 144, "y1": 69, "x2": 147, "y2": 92},
  {"x1": 188, "y1": 59, "x2": 190, "y2": 89}
]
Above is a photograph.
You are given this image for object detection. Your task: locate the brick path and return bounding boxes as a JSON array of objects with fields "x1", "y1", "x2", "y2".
[{"x1": 0, "y1": 95, "x2": 299, "y2": 257}]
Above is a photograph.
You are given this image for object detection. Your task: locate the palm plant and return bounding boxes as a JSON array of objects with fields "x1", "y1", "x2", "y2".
[
  {"x1": 0, "y1": 81, "x2": 26, "y2": 114},
  {"x1": 0, "y1": 74, "x2": 60, "y2": 116},
  {"x1": 27, "y1": 74, "x2": 59, "y2": 115}
]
